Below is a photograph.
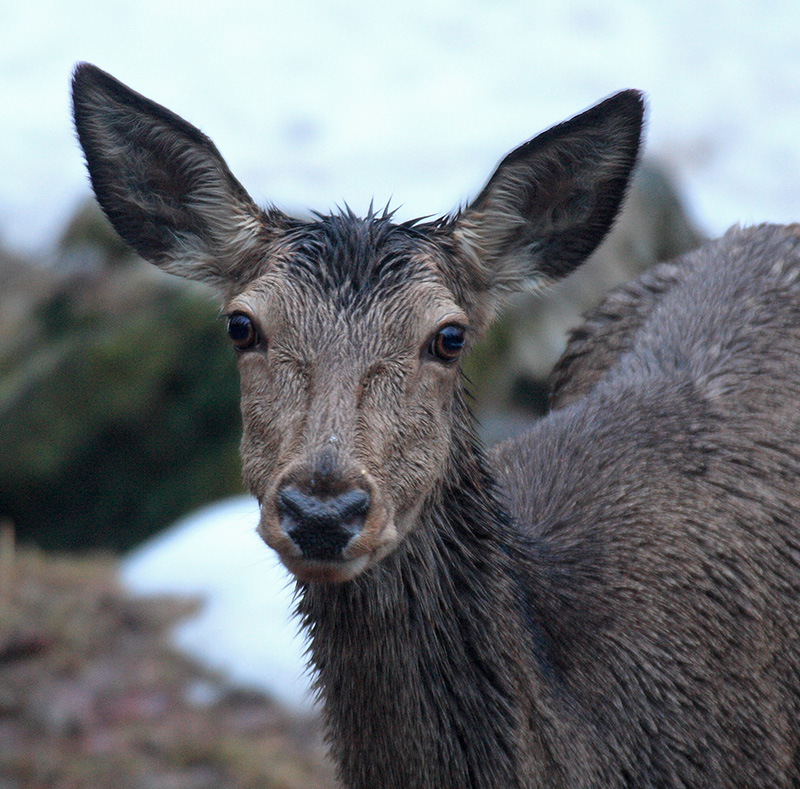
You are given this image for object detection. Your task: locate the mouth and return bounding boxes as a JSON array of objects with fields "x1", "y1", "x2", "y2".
[{"x1": 277, "y1": 553, "x2": 372, "y2": 583}]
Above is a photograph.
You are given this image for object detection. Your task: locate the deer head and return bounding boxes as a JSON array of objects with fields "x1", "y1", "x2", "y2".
[{"x1": 72, "y1": 63, "x2": 643, "y2": 582}]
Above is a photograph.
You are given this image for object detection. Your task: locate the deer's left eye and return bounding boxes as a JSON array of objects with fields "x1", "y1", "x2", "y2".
[
  {"x1": 428, "y1": 324, "x2": 465, "y2": 363},
  {"x1": 227, "y1": 312, "x2": 260, "y2": 351}
]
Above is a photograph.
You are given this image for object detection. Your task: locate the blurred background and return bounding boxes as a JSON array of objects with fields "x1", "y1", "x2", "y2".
[{"x1": 1, "y1": 0, "x2": 798, "y2": 785}]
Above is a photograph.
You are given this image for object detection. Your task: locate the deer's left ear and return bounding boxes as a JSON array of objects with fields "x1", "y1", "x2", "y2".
[{"x1": 451, "y1": 90, "x2": 644, "y2": 301}]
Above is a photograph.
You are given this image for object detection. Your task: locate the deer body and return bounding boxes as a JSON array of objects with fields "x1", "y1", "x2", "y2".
[{"x1": 72, "y1": 64, "x2": 800, "y2": 787}]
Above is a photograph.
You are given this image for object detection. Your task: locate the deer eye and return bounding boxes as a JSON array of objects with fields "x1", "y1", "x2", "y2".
[
  {"x1": 428, "y1": 324, "x2": 465, "y2": 363},
  {"x1": 226, "y1": 312, "x2": 260, "y2": 351}
]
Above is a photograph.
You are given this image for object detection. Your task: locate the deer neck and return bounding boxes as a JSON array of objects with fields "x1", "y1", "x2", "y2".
[{"x1": 296, "y1": 420, "x2": 558, "y2": 788}]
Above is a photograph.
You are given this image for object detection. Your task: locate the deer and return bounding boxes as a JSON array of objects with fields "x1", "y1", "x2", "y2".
[{"x1": 72, "y1": 62, "x2": 800, "y2": 788}]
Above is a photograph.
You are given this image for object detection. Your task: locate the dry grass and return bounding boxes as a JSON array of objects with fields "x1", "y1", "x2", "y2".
[{"x1": 0, "y1": 531, "x2": 338, "y2": 789}]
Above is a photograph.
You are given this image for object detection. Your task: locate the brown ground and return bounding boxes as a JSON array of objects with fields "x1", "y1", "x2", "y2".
[{"x1": 0, "y1": 530, "x2": 339, "y2": 789}]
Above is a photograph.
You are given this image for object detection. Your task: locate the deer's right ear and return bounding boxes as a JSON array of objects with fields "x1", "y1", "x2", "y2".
[
  {"x1": 451, "y1": 90, "x2": 644, "y2": 305},
  {"x1": 72, "y1": 63, "x2": 282, "y2": 289}
]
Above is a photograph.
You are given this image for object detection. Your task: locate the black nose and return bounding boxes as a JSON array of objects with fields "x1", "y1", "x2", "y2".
[{"x1": 277, "y1": 486, "x2": 370, "y2": 561}]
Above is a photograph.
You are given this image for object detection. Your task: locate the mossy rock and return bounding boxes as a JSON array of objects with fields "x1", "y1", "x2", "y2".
[{"x1": 0, "y1": 226, "x2": 244, "y2": 551}]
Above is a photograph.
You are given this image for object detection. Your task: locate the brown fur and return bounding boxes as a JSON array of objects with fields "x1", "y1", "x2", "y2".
[{"x1": 73, "y1": 62, "x2": 800, "y2": 787}]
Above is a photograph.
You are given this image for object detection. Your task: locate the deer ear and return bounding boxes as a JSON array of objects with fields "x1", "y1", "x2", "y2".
[
  {"x1": 452, "y1": 90, "x2": 644, "y2": 297},
  {"x1": 72, "y1": 63, "x2": 282, "y2": 289}
]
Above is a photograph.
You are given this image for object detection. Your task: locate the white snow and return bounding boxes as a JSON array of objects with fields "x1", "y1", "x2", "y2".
[
  {"x1": 8, "y1": 0, "x2": 800, "y2": 712},
  {"x1": 120, "y1": 496, "x2": 316, "y2": 712}
]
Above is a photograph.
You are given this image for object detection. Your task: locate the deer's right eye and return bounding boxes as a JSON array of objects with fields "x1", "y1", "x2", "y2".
[
  {"x1": 428, "y1": 324, "x2": 465, "y2": 363},
  {"x1": 227, "y1": 312, "x2": 260, "y2": 351}
]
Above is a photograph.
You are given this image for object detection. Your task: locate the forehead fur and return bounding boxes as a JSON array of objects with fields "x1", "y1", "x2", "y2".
[{"x1": 266, "y1": 209, "x2": 451, "y2": 313}]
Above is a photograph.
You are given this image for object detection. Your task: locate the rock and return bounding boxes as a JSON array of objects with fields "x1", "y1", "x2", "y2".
[{"x1": 0, "y1": 217, "x2": 243, "y2": 551}]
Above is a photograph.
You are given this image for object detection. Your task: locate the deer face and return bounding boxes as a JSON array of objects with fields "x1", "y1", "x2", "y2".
[
  {"x1": 71, "y1": 63, "x2": 643, "y2": 582},
  {"x1": 226, "y1": 218, "x2": 470, "y2": 581}
]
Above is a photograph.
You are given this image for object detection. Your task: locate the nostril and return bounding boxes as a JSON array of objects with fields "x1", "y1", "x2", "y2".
[
  {"x1": 338, "y1": 488, "x2": 370, "y2": 523},
  {"x1": 278, "y1": 487, "x2": 369, "y2": 529},
  {"x1": 277, "y1": 486, "x2": 370, "y2": 561}
]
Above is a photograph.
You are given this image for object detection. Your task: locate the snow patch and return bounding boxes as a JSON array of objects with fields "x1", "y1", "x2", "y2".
[{"x1": 120, "y1": 496, "x2": 316, "y2": 713}]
